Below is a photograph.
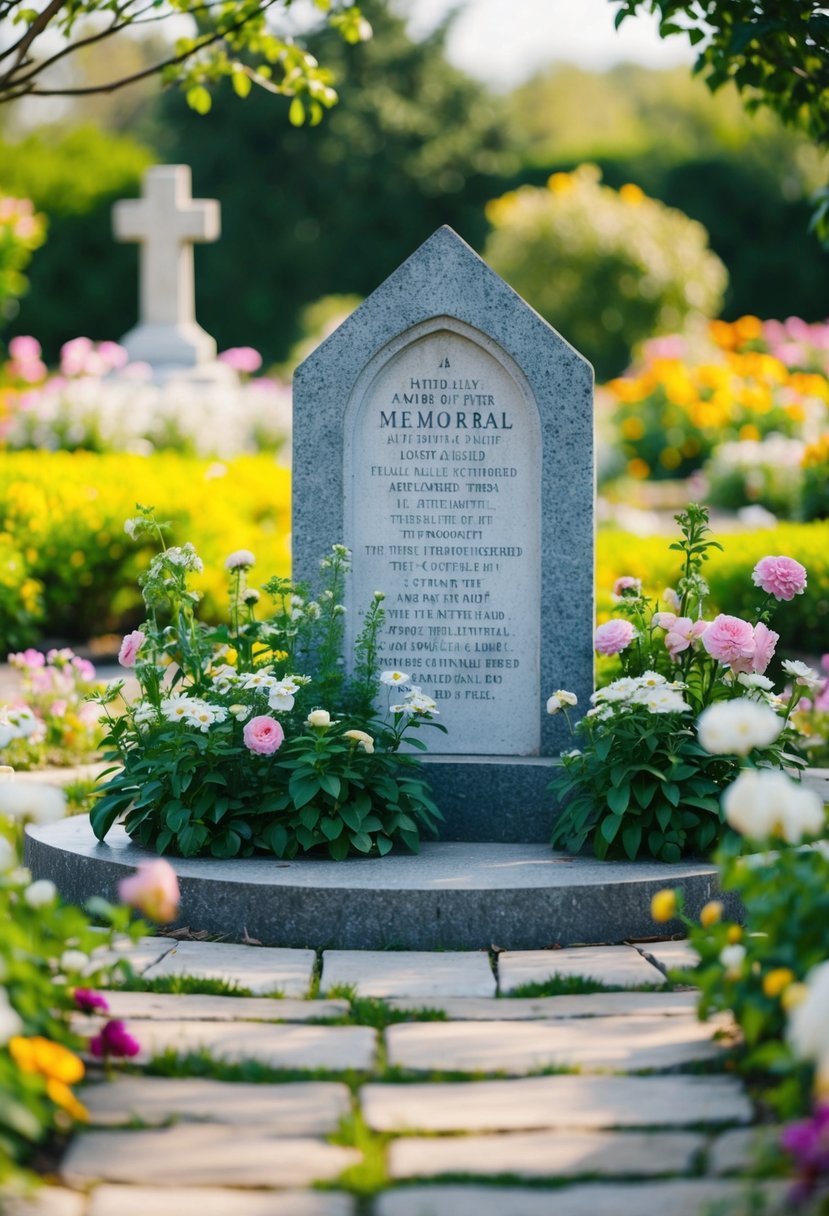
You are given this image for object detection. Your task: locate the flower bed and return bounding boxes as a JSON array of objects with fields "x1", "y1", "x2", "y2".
[{"x1": 91, "y1": 510, "x2": 443, "y2": 860}]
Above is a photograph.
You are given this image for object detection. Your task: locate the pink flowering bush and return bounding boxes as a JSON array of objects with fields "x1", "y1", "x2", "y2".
[
  {"x1": 0, "y1": 647, "x2": 103, "y2": 769},
  {"x1": 92, "y1": 508, "x2": 444, "y2": 860},
  {"x1": 552, "y1": 505, "x2": 809, "y2": 862},
  {"x1": 794, "y1": 654, "x2": 829, "y2": 768}
]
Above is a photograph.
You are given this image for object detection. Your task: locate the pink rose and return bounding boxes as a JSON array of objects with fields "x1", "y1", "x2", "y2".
[
  {"x1": 243, "y1": 714, "x2": 285, "y2": 755},
  {"x1": 702, "y1": 615, "x2": 756, "y2": 670},
  {"x1": 613, "y1": 576, "x2": 641, "y2": 598},
  {"x1": 752, "y1": 555, "x2": 807, "y2": 601},
  {"x1": 664, "y1": 617, "x2": 707, "y2": 661},
  {"x1": 8, "y1": 335, "x2": 41, "y2": 361},
  {"x1": 218, "y1": 346, "x2": 263, "y2": 374},
  {"x1": 751, "y1": 621, "x2": 779, "y2": 675},
  {"x1": 594, "y1": 619, "x2": 637, "y2": 656},
  {"x1": 118, "y1": 859, "x2": 180, "y2": 922},
  {"x1": 118, "y1": 629, "x2": 145, "y2": 668}
]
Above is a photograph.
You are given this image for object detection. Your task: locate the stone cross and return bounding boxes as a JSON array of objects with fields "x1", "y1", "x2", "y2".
[{"x1": 113, "y1": 164, "x2": 220, "y2": 370}]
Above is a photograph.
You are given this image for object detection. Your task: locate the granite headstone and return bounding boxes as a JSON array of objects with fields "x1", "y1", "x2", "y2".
[{"x1": 293, "y1": 226, "x2": 594, "y2": 841}]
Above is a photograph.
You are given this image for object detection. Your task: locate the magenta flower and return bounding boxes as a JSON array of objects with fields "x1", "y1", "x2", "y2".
[
  {"x1": 781, "y1": 1104, "x2": 829, "y2": 1203},
  {"x1": 118, "y1": 629, "x2": 145, "y2": 668},
  {"x1": 74, "y1": 989, "x2": 110, "y2": 1015},
  {"x1": 119, "y1": 859, "x2": 180, "y2": 922},
  {"x1": 218, "y1": 346, "x2": 263, "y2": 374},
  {"x1": 89, "y1": 1019, "x2": 141, "y2": 1060},
  {"x1": 702, "y1": 615, "x2": 756, "y2": 671},
  {"x1": 594, "y1": 619, "x2": 637, "y2": 656},
  {"x1": 751, "y1": 621, "x2": 779, "y2": 675},
  {"x1": 752, "y1": 555, "x2": 807, "y2": 601},
  {"x1": 243, "y1": 715, "x2": 285, "y2": 755},
  {"x1": 224, "y1": 549, "x2": 256, "y2": 570}
]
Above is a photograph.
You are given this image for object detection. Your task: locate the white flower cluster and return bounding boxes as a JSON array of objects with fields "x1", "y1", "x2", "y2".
[
  {"x1": 697, "y1": 699, "x2": 783, "y2": 757},
  {"x1": 160, "y1": 695, "x2": 228, "y2": 732},
  {"x1": 722, "y1": 768, "x2": 825, "y2": 843},
  {"x1": 0, "y1": 706, "x2": 43, "y2": 748},
  {"x1": 146, "y1": 543, "x2": 204, "y2": 579},
  {"x1": 546, "y1": 690, "x2": 578, "y2": 715},
  {"x1": 391, "y1": 688, "x2": 439, "y2": 716},
  {"x1": 588, "y1": 672, "x2": 691, "y2": 717}
]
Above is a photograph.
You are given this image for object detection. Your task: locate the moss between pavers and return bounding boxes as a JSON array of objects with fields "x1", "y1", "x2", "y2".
[{"x1": 503, "y1": 976, "x2": 672, "y2": 999}]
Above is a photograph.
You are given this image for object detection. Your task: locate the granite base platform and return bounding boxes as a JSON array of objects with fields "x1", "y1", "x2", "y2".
[{"x1": 26, "y1": 818, "x2": 733, "y2": 949}]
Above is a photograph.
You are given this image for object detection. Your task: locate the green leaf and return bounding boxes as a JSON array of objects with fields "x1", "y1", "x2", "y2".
[
  {"x1": 600, "y1": 813, "x2": 623, "y2": 844},
  {"x1": 289, "y1": 97, "x2": 306, "y2": 126},
  {"x1": 319, "y1": 773, "x2": 341, "y2": 799},
  {"x1": 663, "y1": 782, "x2": 680, "y2": 807},
  {"x1": 186, "y1": 85, "x2": 212, "y2": 115},
  {"x1": 349, "y1": 832, "x2": 373, "y2": 853},
  {"x1": 622, "y1": 823, "x2": 642, "y2": 859},
  {"x1": 320, "y1": 816, "x2": 342, "y2": 841},
  {"x1": 376, "y1": 834, "x2": 393, "y2": 856},
  {"x1": 299, "y1": 804, "x2": 320, "y2": 830},
  {"x1": 607, "y1": 784, "x2": 630, "y2": 816},
  {"x1": 232, "y1": 69, "x2": 252, "y2": 98},
  {"x1": 328, "y1": 834, "x2": 350, "y2": 860}
]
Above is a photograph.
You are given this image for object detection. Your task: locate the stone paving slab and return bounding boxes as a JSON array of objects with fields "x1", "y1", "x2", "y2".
[
  {"x1": 61, "y1": 1126, "x2": 360, "y2": 1188},
  {"x1": 374, "y1": 1181, "x2": 786, "y2": 1216},
  {"x1": 87, "y1": 935, "x2": 177, "y2": 976},
  {"x1": 388, "y1": 1129, "x2": 705, "y2": 1180},
  {"x1": 141, "y1": 941, "x2": 316, "y2": 996},
  {"x1": 637, "y1": 940, "x2": 700, "y2": 974},
  {"x1": 385, "y1": 1014, "x2": 729, "y2": 1074},
  {"x1": 709, "y1": 1127, "x2": 780, "y2": 1175},
  {"x1": 498, "y1": 946, "x2": 666, "y2": 993},
  {"x1": 78, "y1": 1019, "x2": 376, "y2": 1070},
  {"x1": 385, "y1": 991, "x2": 698, "y2": 1020},
  {"x1": 362, "y1": 1073, "x2": 752, "y2": 1132},
  {"x1": 100, "y1": 990, "x2": 349, "y2": 1022},
  {"x1": 86, "y1": 1189, "x2": 354, "y2": 1216},
  {"x1": 3, "y1": 1191, "x2": 86, "y2": 1216},
  {"x1": 320, "y1": 951, "x2": 496, "y2": 998},
  {"x1": 81, "y1": 1076, "x2": 351, "y2": 1130}
]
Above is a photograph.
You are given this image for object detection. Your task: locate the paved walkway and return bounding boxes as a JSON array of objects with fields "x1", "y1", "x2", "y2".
[{"x1": 10, "y1": 940, "x2": 785, "y2": 1216}]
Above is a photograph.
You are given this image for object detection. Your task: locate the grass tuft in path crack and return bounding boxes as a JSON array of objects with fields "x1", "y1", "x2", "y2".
[
  {"x1": 322, "y1": 1109, "x2": 390, "y2": 1197},
  {"x1": 115, "y1": 974, "x2": 257, "y2": 997},
  {"x1": 321, "y1": 985, "x2": 447, "y2": 1028},
  {"x1": 504, "y1": 976, "x2": 673, "y2": 998}
]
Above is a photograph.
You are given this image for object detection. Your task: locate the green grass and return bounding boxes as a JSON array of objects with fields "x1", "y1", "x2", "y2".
[
  {"x1": 503, "y1": 975, "x2": 669, "y2": 999},
  {"x1": 117, "y1": 974, "x2": 258, "y2": 997},
  {"x1": 322, "y1": 986, "x2": 448, "y2": 1028},
  {"x1": 325, "y1": 1110, "x2": 391, "y2": 1197}
]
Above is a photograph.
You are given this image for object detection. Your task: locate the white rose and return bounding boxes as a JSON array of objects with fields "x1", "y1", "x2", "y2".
[
  {"x1": 723, "y1": 768, "x2": 825, "y2": 843},
  {"x1": 787, "y1": 960, "x2": 829, "y2": 1063},
  {"x1": 306, "y1": 709, "x2": 331, "y2": 728},
  {"x1": 782, "y1": 660, "x2": 824, "y2": 693},
  {"x1": 24, "y1": 879, "x2": 57, "y2": 907},
  {"x1": 0, "y1": 782, "x2": 67, "y2": 824},
  {"x1": 344, "y1": 729, "x2": 375, "y2": 754},
  {"x1": 60, "y1": 949, "x2": 88, "y2": 973},
  {"x1": 697, "y1": 699, "x2": 783, "y2": 756},
  {"x1": 719, "y1": 944, "x2": 746, "y2": 978}
]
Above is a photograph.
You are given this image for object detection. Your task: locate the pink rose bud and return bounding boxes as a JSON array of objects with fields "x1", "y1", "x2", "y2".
[
  {"x1": 74, "y1": 989, "x2": 110, "y2": 1014},
  {"x1": 702, "y1": 615, "x2": 756, "y2": 670},
  {"x1": 612, "y1": 576, "x2": 641, "y2": 597},
  {"x1": 118, "y1": 630, "x2": 145, "y2": 668},
  {"x1": 664, "y1": 617, "x2": 707, "y2": 660},
  {"x1": 752, "y1": 555, "x2": 807, "y2": 601},
  {"x1": 118, "y1": 859, "x2": 180, "y2": 922},
  {"x1": 243, "y1": 715, "x2": 285, "y2": 755},
  {"x1": 594, "y1": 619, "x2": 637, "y2": 656},
  {"x1": 218, "y1": 346, "x2": 263, "y2": 374}
]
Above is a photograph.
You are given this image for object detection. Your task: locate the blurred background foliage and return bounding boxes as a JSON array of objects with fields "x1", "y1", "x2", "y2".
[{"x1": 0, "y1": 0, "x2": 827, "y2": 371}]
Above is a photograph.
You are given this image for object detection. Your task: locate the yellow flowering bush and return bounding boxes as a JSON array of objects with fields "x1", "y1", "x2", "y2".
[
  {"x1": 607, "y1": 316, "x2": 829, "y2": 481},
  {"x1": 597, "y1": 521, "x2": 829, "y2": 657},
  {"x1": 483, "y1": 165, "x2": 726, "y2": 379},
  {"x1": 0, "y1": 452, "x2": 290, "y2": 647}
]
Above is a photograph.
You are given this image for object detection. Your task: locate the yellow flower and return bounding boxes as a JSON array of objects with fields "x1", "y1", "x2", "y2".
[
  {"x1": 762, "y1": 968, "x2": 795, "y2": 999},
  {"x1": 10, "y1": 1036, "x2": 85, "y2": 1084},
  {"x1": 651, "y1": 889, "x2": 677, "y2": 923},
  {"x1": 46, "y1": 1078, "x2": 89, "y2": 1122},
  {"x1": 627, "y1": 457, "x2": 650, "y2": 480},
  {"x1": 782, "y1": 982, "x2": 808, "y2": 1012},
  {"x1": 225, "y1": 648, "x2": 238, "y2": 667},
  {"x1": 619, "y1": 182, "x2": 644, "y2": 206},
  {"x1": 547, "y1": 172, "x2": 573, "y2": 195},
  {"x1": 699, "y1": 901, "x2": 723, "y2": 928},
  {"x1": 726, "y1": 925, "x2": 743, "y2": 944}
]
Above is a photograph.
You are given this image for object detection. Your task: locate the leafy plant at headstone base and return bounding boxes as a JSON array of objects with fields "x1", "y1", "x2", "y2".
[
  {"x1": 0, "y1": 780, "x2": 146, "y2": 1190},
  {"x1": 90, "y1": 508, "x2": 444, "y2": 860},
  {"x1": 550, "y1": 503, "x2": 813, "y2": 862},
  {"x1": 648, "y1": 759, "x2": 829, "y2": 1201},
  {"x1": 482, "y1": 165, "x2": 727, "y2": 380}
]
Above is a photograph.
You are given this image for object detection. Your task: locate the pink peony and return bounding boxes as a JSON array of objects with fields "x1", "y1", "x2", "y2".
[
  {"x1": 594, "y1": 619, "x2": 636, "y2": 656},
  {"x1": 752, "y1": 555, "x2": 807, "y2": 601},
  {"x1": 72, "y1": 656, "x2": 96, "y2": 682},
  {"x1": 8, "y1": 335, "x2": 41, "y2": 361},
  {"x1": 8, "y1": 648, "x2": 45, "y2": 669},
  {"x1": 89, "y1": 1019, "x2": 141, "y2": 1060},
  {"x1": 118, "y1": 859, "x2": 180, "y2": 923},
  {"x1": 664, "y1": 617, "x2": 707, "y2": 660},
  {"x1": 118, "y1": 629, "x2": 145, "y2": 668},
  {"x1": 218, "y1": 346, "x2": 263, "y2": 374},
  {"x1": 702, "y1": 615, "x2": 756, "y2": 670},
  {"x1": 60, "y1": 336, "x2": 94, "y2": 377},
  {"x1": 613, "y1": 576, "x2": 641, "y2": 598},
  {"x1": 243, "y1": 715, "x2": 285, "y2": 755},
  {"x1": 96, "y1": 341, "x2": 129, "y2": 371},
  {"x1": 751, "y1": 621, "x2": 779, "y2": 675}
]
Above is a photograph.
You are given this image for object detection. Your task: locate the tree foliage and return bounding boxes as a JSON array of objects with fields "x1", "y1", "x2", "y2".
[
  {"x1": 0, "y1": 0, "x2": 369, "y2": 112},
  {"x1": 612, "y1": 1, "x2": 829, "y2": 238}
]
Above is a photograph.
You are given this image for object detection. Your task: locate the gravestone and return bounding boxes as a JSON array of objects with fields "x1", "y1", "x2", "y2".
[
  {"x1": 294, "y1": 226, "x2": 594, "y2": 842},
  {"x1": 113, "y1": 164, "x2": 226, "y2": 375}
]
